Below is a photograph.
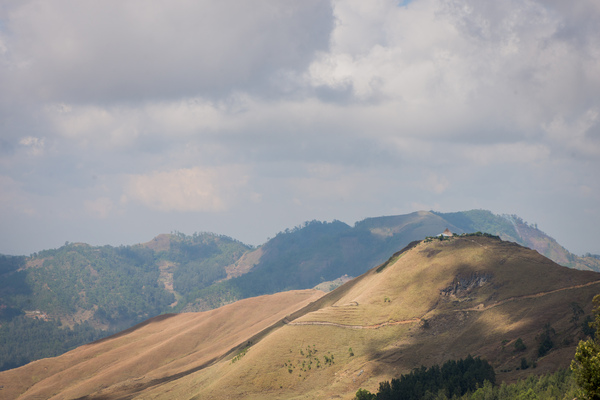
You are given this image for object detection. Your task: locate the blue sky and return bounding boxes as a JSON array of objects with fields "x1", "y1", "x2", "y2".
[{"x1": 1, "y1": 0, "x2": 599, "y2": 256}]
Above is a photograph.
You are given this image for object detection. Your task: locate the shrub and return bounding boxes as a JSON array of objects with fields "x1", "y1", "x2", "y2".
[{"x1": 515, "y1": 338, "x2": 527, "y2": 352}]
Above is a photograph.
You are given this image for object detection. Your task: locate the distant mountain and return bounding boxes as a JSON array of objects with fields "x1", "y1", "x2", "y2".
[
  {"x1": 0, "y1": 209, "x2": 598, "y2": 371},
  {"x1": 2, "y1": 235, "x2": 598, "y2": 399},
  {"x1": 434, "y1": 210, "x2": 600, "y2": 271},
  {"x1": 180, "y1": 210, "x2": 599, "y2": 311}
]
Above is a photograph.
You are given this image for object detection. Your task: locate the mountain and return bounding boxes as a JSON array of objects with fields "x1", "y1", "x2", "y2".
[
  {"x1": 1, "y1": 235, "x2": 598, "y2": 399},
  {"x1": 180, "y1": 210, "x2": 599, "y2": 311},
  {"x1": 1, "y1": 209, "x2": 598, "y2": 372},
  {"x1": 434, "y1": 210, "x2": 600, "y2": 271}
]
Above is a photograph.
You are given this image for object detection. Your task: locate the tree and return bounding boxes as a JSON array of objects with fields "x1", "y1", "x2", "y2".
[
  {"x1": 355, "y1": 388, "x2": 376, "y2": 400},
  {"x1": 514, "y1": 338, "x2": 526, "y2": 352},
  {"x1": 571, "y1": 295, "x2": 600, "y2": 400},
  {"x1": 537, "y1": 324, "x2": 555, "y2": 357}
]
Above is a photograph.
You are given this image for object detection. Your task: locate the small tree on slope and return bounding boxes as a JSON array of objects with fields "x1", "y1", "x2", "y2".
[{"x1": 571, "y1": 295, "x2": 600, "y2": 400}]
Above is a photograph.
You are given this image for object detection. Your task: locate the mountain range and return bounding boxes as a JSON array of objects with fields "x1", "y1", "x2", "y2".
[
  {"x1": 1, "y1": 233, "x2": 598, "y2": 399},
  {"x1": 0, "y1": 209, "x2": 599, "y2": 373}
]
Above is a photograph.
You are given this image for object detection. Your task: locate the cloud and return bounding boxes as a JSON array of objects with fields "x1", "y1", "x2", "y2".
[
  {"x1": 308, "y1": 0, "x2": 600, "y2": 149},
  {"x1": 423, "y1": 173, "x2": 450, "y2": 195},
  {"x1": 123, "y1": 167, "x2": 246, "y2": 212},
  {"x1": 84, "y1": 197, "x2": 114, "y2": 219},
  {"x1": 1, "y1": 0, "x2": 333, "y2": 103},
  {"x1": 0, "y1": 175, "x2": 36, "y2": 215},
  {"x1": 18, "y1": 136, "x2": 45, "y2": 156},
  {"x1": 544, "y1": 108, "x2": 600, "y2": 157},
  {"x1": 1, "y1": 0, "x2": 600, "y2": 256}
]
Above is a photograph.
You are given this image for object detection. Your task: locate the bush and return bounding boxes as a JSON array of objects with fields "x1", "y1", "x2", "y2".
[
  {"x1": 355, "y1": 388, "x2": 376, "y2": 400},
  {"x1": 537, "y1": 324, "x2": 555, "y2": 357},
  {"x1": 514, "y1": 338, "x2": 527, "y2": 352}
]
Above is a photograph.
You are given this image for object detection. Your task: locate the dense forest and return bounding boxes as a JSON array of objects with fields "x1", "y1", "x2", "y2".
[
  {"x1": 0, "y1": 317, "x2": 109, "y2": 371},
  {"x1": 356, "y1": 368, "x2": 578, "y2": 400},
  {"x1": 0, "y1": 233, "x2": 250, "y2": 371},
  {"x1": 356, "y1": 356, "x2": 496, "y2": 400}
]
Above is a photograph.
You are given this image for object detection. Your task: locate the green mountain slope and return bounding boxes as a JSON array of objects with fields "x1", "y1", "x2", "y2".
[{"x1": 0, "y1": 232, "x2": 250, "y2": 371}]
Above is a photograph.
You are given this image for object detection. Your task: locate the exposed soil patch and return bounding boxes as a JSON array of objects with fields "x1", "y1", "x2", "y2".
[
  {"x1": 21, "y1": 257, "x2": 48, "y2": 270},
  {"x1": 224, "y1": 247, "x2": 263, "y2": 279},
  {"x1": 141, "y1": 234, "x2": 171, "y2": 252}
]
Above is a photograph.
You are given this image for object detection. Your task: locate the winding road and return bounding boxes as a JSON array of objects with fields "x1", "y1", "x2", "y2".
[{"x1": 284, "y1": 280, "x2": 600, "y2": 330}]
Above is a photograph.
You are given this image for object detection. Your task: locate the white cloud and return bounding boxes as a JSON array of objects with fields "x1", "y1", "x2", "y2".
[
  {"x1": 544, "y1": 108, "x2": 600, "y2": 157},
  {"x1": 1, "y1": 0, "x2": 333, "y2": 103},
  {"x1": 461, "y1": 142, "x2": 551, "y2": 167},
  {"x1": 18, "y1": 136, "x2": 45, "y2": 156},
  {"x1": 124, "y1": 167, "x2": 247, "y2": 212},
  {"x1": 1, "y1": 0, "x2": 600, "y2": 256},
  {"x1": 84, "y1": 197, "x2": 114, "y2": 219},
  {"x1": 422, "y1": 173, "x2": 449, "y2": 195}
]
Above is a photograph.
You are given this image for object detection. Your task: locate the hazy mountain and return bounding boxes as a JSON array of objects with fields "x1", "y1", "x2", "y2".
[{"x1": 1, "y1": 235, "x2": 598, "y2": 399}]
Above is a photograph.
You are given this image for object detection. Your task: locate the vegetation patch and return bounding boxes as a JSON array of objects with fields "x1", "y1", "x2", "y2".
[
  {"x1": 283, "y1": 344, "x2": 335, "y2": 376},
  {"x1": 356, "y1": 355, "x2": 495, "y2": 400},
  {"x1": 231, "y1": 346, "x2": 249, "y2": 364}
]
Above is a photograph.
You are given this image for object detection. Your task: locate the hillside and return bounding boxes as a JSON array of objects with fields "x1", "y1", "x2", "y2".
[
  {"x1": 180, "y1": 210, "x2": 599, "y2": 312},
  {"x1": 0, "y1": 233, "x2": 251, "y2": 370},
  {"x1": 2, "y1": 235, "x2": 598, "y2": 399},
  {"x1": 435, "y1": 210, "x2": 600, "y2": 271}
]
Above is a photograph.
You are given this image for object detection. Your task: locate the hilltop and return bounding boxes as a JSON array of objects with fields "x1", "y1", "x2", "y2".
[{"x1": 1, "y1": 235, "x2": 598, "y2": 399}]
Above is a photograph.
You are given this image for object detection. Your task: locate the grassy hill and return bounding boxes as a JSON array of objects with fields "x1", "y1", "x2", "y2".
[
  {"x1": 434, "y1": 210, "x2": 600, "y2": 271},
  {"x1": 1, "y1": 235, "x2": 598, "y2": 399}
]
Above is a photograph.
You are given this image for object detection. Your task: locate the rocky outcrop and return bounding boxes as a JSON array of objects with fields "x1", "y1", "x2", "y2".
[{"x1": 440, "y1": 273, "x2": 492, "y2": 298}]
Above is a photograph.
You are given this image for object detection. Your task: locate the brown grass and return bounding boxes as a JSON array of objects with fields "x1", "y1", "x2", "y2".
[
  {"x1": 0, "y1": 290, "x2": 323, "y2": 400},
  {"x1": 141, "y1": 234, "x2": 172, "y2": 252}
]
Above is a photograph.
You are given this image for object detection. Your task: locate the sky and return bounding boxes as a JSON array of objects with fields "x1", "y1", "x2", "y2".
[{"x1": 1, "y1": 0, "x2": 599, "y2": 256}]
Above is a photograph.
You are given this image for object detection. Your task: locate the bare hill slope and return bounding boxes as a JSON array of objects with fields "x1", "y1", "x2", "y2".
[
  {"x1": 1, "y1": 235, "x2": 599, "y2": 399},
  {"x1": 0, "y1": 290, "x2": 324, "y2": 400}
]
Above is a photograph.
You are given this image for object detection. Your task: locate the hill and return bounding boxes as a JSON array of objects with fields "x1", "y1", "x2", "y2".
[
  {"x1": 433, "y1": 210, "x2": 600, "y2": 271},
  {"x1": 0, "y1": 232, "x2": 251, "y2": 370},
  {"x1": 1, "y1": 235, "x2": 598, "y2": 399},
  {"x1": 180, "y1": 210, "x2": 599, "y2": 311}
]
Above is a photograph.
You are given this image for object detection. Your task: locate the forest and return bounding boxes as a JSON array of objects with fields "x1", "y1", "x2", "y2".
[{"x1": 0, "y1": 233, "x2": 250, "y2": 371}]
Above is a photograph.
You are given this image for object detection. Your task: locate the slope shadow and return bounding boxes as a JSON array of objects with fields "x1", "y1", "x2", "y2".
[{"x1": 86, "y1": 313, "x2": 178, "y2": 346}]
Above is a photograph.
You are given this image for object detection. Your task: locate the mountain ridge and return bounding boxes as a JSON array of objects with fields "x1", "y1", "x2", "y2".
[
  {"x1": 1, "y1": 209, "x2": 599, "y2": 372},
  {"x1": 1, "y1": 235, "x2": 598, "y2": 399}
]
